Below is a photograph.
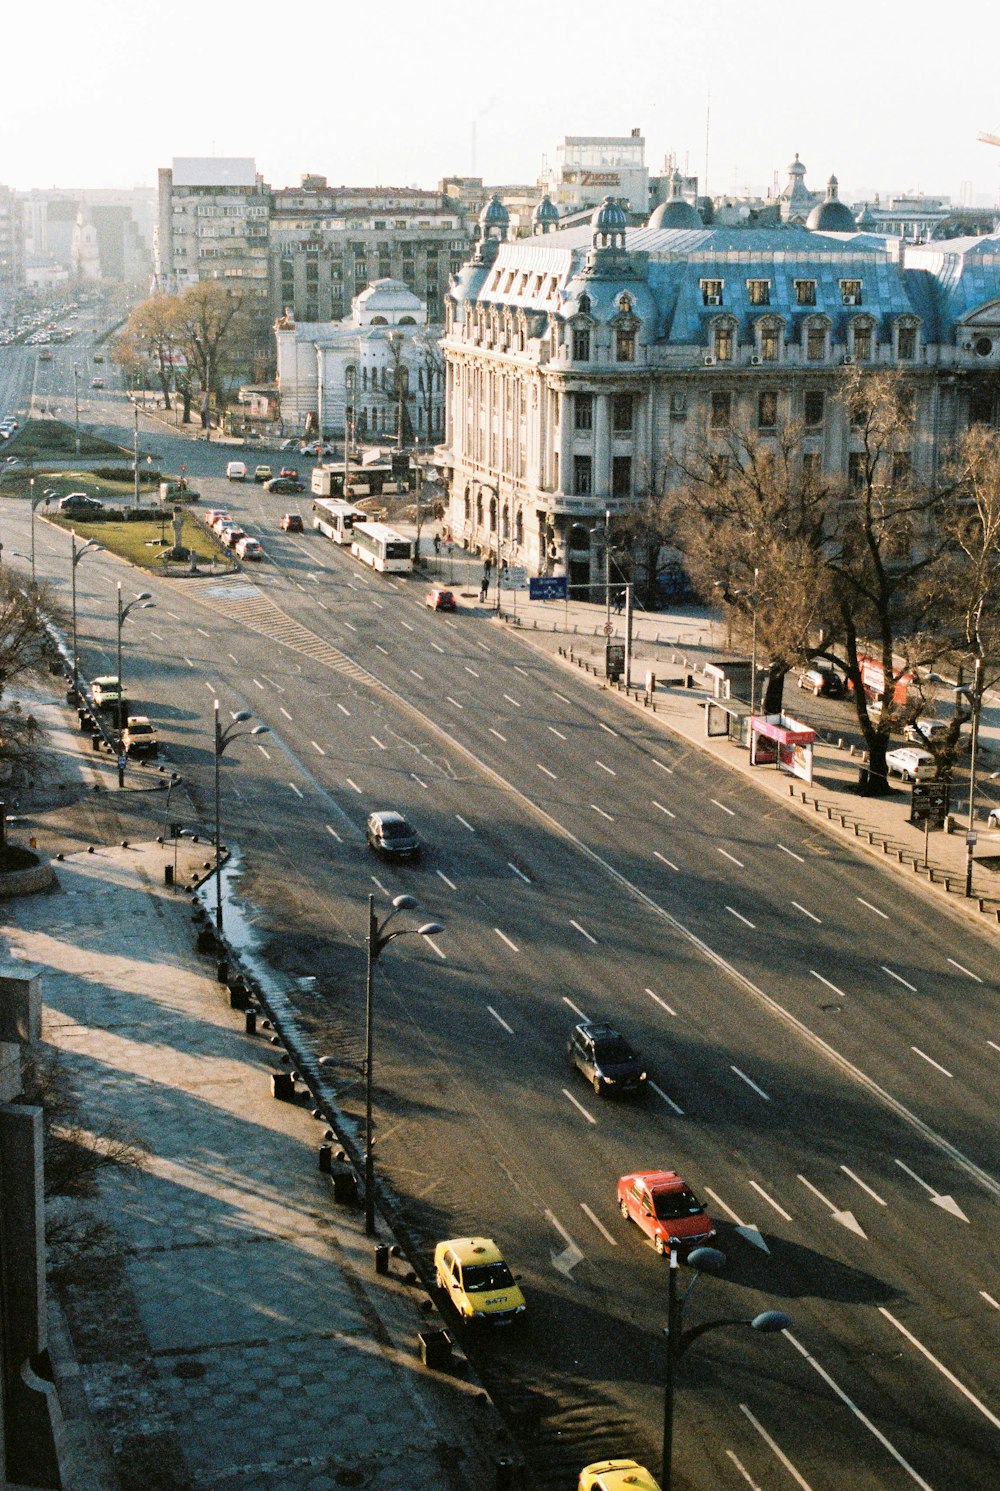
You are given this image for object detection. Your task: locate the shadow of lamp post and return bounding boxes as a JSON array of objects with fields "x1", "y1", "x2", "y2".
[{"x1": 213, "y1": 701, "x2": 269, "y2": 934}]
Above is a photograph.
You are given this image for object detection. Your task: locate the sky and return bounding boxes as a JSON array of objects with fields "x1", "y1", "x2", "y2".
[{"x1": 5, "y1": 0, "x2": 1000, "y2": 207}]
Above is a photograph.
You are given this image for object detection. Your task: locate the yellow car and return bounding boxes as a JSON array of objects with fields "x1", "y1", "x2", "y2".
[
  {"x1": 253, "y1": 464, "x2": 273, "y2": 483},
  {"x1": 578, "y1": 1461, "x2": 661, "y2": 1490},
  {"x1": 433, "y1": 1237, "x2": 526, "y2": 1327}
]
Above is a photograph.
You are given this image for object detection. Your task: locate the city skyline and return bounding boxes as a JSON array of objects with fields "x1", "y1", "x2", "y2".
[{"x1": 5, "y1": 0, "x2": 1000, "y2": 207}]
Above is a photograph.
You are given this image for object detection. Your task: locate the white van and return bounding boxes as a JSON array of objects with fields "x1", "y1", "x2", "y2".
[{"x1": 226, "y1": 461, "x2": 247, "y2": 482}]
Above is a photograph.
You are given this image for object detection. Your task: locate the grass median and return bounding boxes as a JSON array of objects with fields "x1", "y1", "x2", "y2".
[{"x1": 46, "y1": 511, "x2": 225, "y2": 571}]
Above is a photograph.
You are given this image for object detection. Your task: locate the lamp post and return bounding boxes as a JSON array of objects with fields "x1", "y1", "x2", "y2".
[
  {"x1": 133, "y1": 404, "x2": 140, "y2": 508},
  {"x1": 116, "y1": 584, "x2": 154, "y2": 781},
  {"x1": 29, "y1": 478, "x2": 47, "y2": 586},
  {"x1": 70, "y1": 530, "x2": 103, "y2": 703},
  {"x1": 213, "y1": 701, "x2": 269, "y2": 934},
  {"x1": 73, "y1": 365, "x2": 80, "y2": 454},
  {"x1": 363, "y1": 892, "x2": 443, "y2": 1235},
  {"x1": 962, "y1": 655, "x2": 985, "y2": 898},
  {"x1": 604, "y1": 506, "x2": 612, "y2": 630},
  {"x1": 662, "y1": 1245, "x2": 790, "y2": 1489}
]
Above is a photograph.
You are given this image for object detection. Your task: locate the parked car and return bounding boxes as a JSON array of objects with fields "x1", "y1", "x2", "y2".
[
  {"x1": 91, "y1": 676, "x2": 126, "y2": 711},
  {"x1": 616, "y1": 1170, "x2": 717, "y2": 1256},
  {"x1": 279, "y1": 466, "x2": 299, "y2": 479},
  {"x1": 121, "y1": 716, "x2": 158, "y2": 757},
  {"x1": 220, "y1": 527, "x2": 246, "y2": 550},
  {"x1": 92, "y1": 352, "x2": 104, "y2": 362},
  {"x1": 568, "y1": 1022, "x2": 647, "y2": 1098},
  {"x1": 885, "y1": 746, "x2": 937, "y2": 783},
  {"x1": 58, "y1": 492, "x2": 103, "y2": 514},
  {"x1": 210, "y1": 513, "x2": 234, "y2": 534},
  {"x1": 904, "y1": 717, "x2": 967, "y2": 750},
  {"x1": 578, "y1": 1463, "x2": 661, "y2": 1491},
  {"x1": 225, "y1": 461, "x2": 247, "y2": 482},
  {"x1": 798, "y1": 663, "x2": 842, "y2": 697},
  {"x1": 987, "y1": 806, "x2": 1000, "y2": 829},
  {"x1": 433, "y1": 1237, "x2": 526, "y2": 1328},
  {"x1": 366, "y1": 810, "x2": 420, "y2": 859},
  {"x1": 424, "y1": 587, "x2": 457, "y2": 612},
  {"x1": 264, "y1": 476, "x2": 304, "y2": 494},
  {"x1": 90, "y1": 376, "x2": 104, "y2": 388},
  {"x1": 235, "y1": 535, "x2": 263, "y2": 561},
  {"x1": 253, "y1": 464, "x2": 273, "y2": 483},
  {"x1": 280, "y1": 512, "x2": 304, "y2": 532}
]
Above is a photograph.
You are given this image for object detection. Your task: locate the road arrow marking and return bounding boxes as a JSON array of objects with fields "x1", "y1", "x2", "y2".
[
  {"x1": 840, "y1": 1166, "x2": 886, "y2": 1205},
  {"x1": 797, "y1": 1175, "x2": 867, "y2": 1237},
  {"x1": 893, "y1": 1159, "x2": 969, "y2": 1221},
  {"x1": 546, "y1": 1210, "x2": 584, "y2": 1276},
  {"x1": 703, "y1": 1187, "x2": 770, "y2": 1253}
]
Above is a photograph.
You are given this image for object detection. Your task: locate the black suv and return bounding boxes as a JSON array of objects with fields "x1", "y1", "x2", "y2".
[{"x1": 568, "y1": 1022, "x2": 647, "y2": 1097}]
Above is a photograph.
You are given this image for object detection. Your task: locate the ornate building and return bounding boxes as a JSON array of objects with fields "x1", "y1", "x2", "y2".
[{"x1": 436, "y1": 190, "x2": 1000, "y2": 588}]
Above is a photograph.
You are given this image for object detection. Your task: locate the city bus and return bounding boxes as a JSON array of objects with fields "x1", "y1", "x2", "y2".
[
  {"x1": 312, "y1": 497, "x2": 365, "y2": 545},
  {"x1": 351, "y1": 521, "x2": 414, "y2": 573}
]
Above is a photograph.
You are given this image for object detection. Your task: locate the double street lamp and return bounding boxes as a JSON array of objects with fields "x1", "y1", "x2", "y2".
[
  {"x1": 70, "y1": 530, "x2": 104, "y2": 703},
  {"x1": 115, "y1": 583, "x2": 154, "y2": 779},
  {"x1": 662, "y1": 1245, "x2": 791, "y2": 1489},
  {"x1": 213, "y1": 702, "x2": 269, "y2": 934}
]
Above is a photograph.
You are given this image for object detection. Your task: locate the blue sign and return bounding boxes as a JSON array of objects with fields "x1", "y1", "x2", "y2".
[{"x1": 529, "y1": 576, "x2": 568, "y2": 601}]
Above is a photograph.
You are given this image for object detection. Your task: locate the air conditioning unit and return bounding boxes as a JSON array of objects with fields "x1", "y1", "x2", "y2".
[
  {"x1": 704, "y1": 355, "x2": 716, "y2": 367},
  {"x1": 750, "y1": 354, "x2": 761, "y2": 365},
  {"x1": 705, "y1": 294, "x2": 721, "y2": 306},
  {"x1": 844, "y1": 294, "x2": 859, "y2": 306},
  {"x1": 842, "y1": 354, "x2": 854, "y2": 365}
]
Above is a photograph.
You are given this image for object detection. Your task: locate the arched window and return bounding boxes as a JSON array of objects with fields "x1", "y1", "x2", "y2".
[
  {"x1": 399, "y1": 315, "x2": 416, "y2": 325},
  {"x1": 515, "y1": 508, "x2": 524, "y2": 546},
  {"x1": 463, "y1": 487, "x2": 471, "y2": 524},
  {"x1": 489, "y1": 496, "x2": 497, "y2": 532},
  {"x1": 370, "y1": 315, "x2": 387, "y2": 326},
  {"x1": 501, "y1": 503, "x2": 509, "y2": 540},
  {"x1": 476, "y1": 493, "x2": 483, "y2": 528}
]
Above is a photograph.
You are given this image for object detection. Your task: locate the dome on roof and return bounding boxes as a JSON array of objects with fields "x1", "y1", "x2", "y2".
[
  {"x1": 532, "y1": 194, "x2": 559, "y2": 226},
  {"x1": 591, "y1": 195, "x2": 628, "y2": 234},
  {"x1": 649, "y1": 172, "x2": 702, "y2": 230},
  {"x1": 807, "y1": 173, "x2": 856, "y2": 233},
  {"x1": 856, "y1": 202, "x2": 877, "y2": 229},
  {"x1": 355, "y1": 278, "x2": 423, "y2": 311},
  {"x1": 479, "y1": 193, "x2": 510, "y2": 231}
]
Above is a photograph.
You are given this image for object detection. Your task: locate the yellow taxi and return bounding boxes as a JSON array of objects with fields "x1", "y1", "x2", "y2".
[
  {"x1": 578, "y1": 1461, "x2": 661, "y2": 1490},
  {"x1": 433, "y1": 1237, "x2": 526, "y2": 1327}
]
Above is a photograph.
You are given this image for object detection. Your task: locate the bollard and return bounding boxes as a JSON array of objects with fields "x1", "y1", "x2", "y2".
[
  {"x1": 330, "y1": 1165, "x2": 359, "y2": 1205},
  {"x1": 418, "y1": 1329, "x2": 453, "y2": 1371},
  {"x1": 271, "y1": 1071, "x2": 295, "y2": 1102},
  {"x1": 495, "y1": 1458, "x2": 518, "y2": 1491},
  {"x1": 196, "y1": 928, "x2": 216, "y2": 955},
  {"x1": 228, "y1": 983, "x2": 249, "y2": 1011},
  {"x1": 318, "y1": 1143, "x2": 333, "y2": 1174},
  {"x1": 164, "y1": 863, "x2": 174, "y2": 886},
  {"x1": 216, "y1": 958, "x2": 229, "y2": 985},
  {"x1": 374, "y1": 1243, "x2": 389, "y2": 1275},
  {"x1": 244, "y1": 1009, "x2": 257, "y2": 1036}
]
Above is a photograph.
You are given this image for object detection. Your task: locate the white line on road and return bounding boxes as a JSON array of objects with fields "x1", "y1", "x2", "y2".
[
  {"x1": 325, "y1": 825, "x2": 342, "y2": 843},
  {"x1": 446, "y1": 696, "x2": 464, "y2": 710},
  {"x1": 554, "y1": 692, "x2": 572, "y2": 705},
  {"x1": 653, "y1": 801, "x2": 675, "y2": 817},
  {"x1": 911, "y1": 1046, "x2": 953, "y2": 1077},
  {"x1": 648, "y1": 1080, "x2": 684, "y2": 1115},
  {"x1": 508, "y1": 862, "x2": 531, "y2": 883},
  {"x1": 311, "y1": 740, "x2": 326, "y2": 755},
  {"x1": 371, "y1": 599, "x2": 384, "y2": 610},
  {"x1": 488, "y1": 1006, "x2": 513, "y2": 1035},
  {"x1": 474, "y1": 640, "x2": 491, "y2": 653},
  {"x1": 184, "y1": 657, "x2": 195, "y2": 669},
  {"x1": 731, "y1": 1065, "x2": 770, "y2": 1100},
  {"x1": 196, "y1": 627, "x2": 210, "y2": 638},
  {"x1": 375, "y1": 643, "x2": 389, "y2": 655},
  {"x1": 989, "y1": 1041, "x2": 1000, "y2": 1055},
  {"x1": 562, "y1": 995, "x2": 588, "y2": 1020},
  {"x1": 205, "y1": 681, "x2": 215, "y2": 693},
  {"x1": 337, "y1": 704, "x2": 350, "y2": 716},
  {"x1": 252, "y1": 677, "x2": 263, "y2": 689},
  {"x1": 399, "y1": 619, "x2": 413, "y2": 631},
  {"x1": 538, "y1": 763, "x2": 557, "y2": 779},
  {"x1": 513, "y1": 664, "x2": 530, "y2": 676},
  {"x1": 810, "y1": 970, "x2": 846, "y2": 997},
  {"x1": 228, "y1": 654, "x2": 239, "y2": 664},
  {"x1": 857, "y1": 896, "x2": 889, "y2": 919},
  {"x1": 596, "y1": 760, "x2": 617, "y2": 776},
  {"x1": 289, "y1": 783, "x2": 303, "y2": 798},
  {"x1": 424, "y1": 933, "x2": 446, "y2": 958},
  {"x1": 409, "y1": 669, "x2": 424, "y2": 681},
  {"x1": 316, "y1": 600, "x2": 328, "y2": 610},
  {"x1": 149, "y1": 630, "x2": 164, "y2": 642},
  {"x1": 654, "y1": 851, "x2": 680, "y2": 870},
  {"x1": 580, "y1": 1203, "x2": 617, "y2": 1245},
  {"x1": 430, "y1": 640, "x2": 444, "y2": 652},
  {"x1": 748, "y1": 1181, "x2": 792, "y2": 1221},
  {"x1": 598, "y1": 722, "x2": 618, "y2": 736},
  {"x1": 503, "y1": 693, "x2": 521, "y2": 707},
  {"x1": 548, "y1": 726, "x2": 567, "y2": 740},
  {"x1": 711, "y1": 798, "x2": 736, "y2": 815},
  {"x1": 562, "y1": 1088, "x2": 597, "y2": 1125},
  {"x1": 645, "y1": 987, "x2": 678, "y2": 1016},
  {"x1": 411, "y1": 774, "x2": 428, "y2": 789},
  {"x1": 370, "y1": 736, "x2": 386, "y2": 750},
  {"x1": 777, "y1": 843, "x2": 805, "y2": 863},
  {"x1": 256, "y1": 745, "x2": 271, "y2": 759},
  {"x1": 841, "y1": 1166, "x2": 887, "y2": 1204},
  {"x1": 797, "y1": 1176, "x2": 866, "y2": 1237},
  {"x1": 465, "y1": 665, "x2": 480, "y2": 677},
  {"x1": 346, "y1": 778, "x2": 362, "y2": 794},
  {"x1": 571, "y1": 919, "x2": 598, "y2": 944},
  {"x1": 436, "y1": 870, "x2": 457, "y2": 890},
  {"x1": 456, "y1": 814, "x2": 474, "y2": 832},
  {"x1": 591, "y1": 804, "x2": 614, "y2": 821},
  {"x1": 344, "y1": 621, "x2": 357, "y2": 632},
  {"x1": 883, "y1": 965, "x2": 918, "y2": 992},
  {"x1": 654, "y1": 760, "x2": 674, "y2": 773},
  {"x1": 488, "y1": 727, "x2": 507, "y2": 742},
  {"x1": 494, "y1": 928, "x2": 519, "y2": 952},
  {"x1": 725, "y1": 906, "x2": 756, "y2": 927},
  {"x1": 726, "y1": 1448, "x2": 767, "y2": 1491},
  {"x1": 718, "y1": 848, "x2": 745, "y2": 868},
  {"x1": 738, "y1": 1407, "x2": 813, "y2": 1491},
  {"x1": 947, "y1": 957, "x2": 983, "y2": 983},
  {"x1": 792, "y1": 901, "x2": 822, "y2": 923},
  {"x1": 878, "y1": 1310, "x2": 1000, "y2": 1430},
  {"x1": 981, "y1": 1292, "x2": 1000, "y2": 1310},
  {"x1": 280, "y1": 707, "x2": 292, "y2": 720}
]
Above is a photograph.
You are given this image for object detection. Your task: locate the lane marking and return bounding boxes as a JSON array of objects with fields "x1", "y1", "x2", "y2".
[
  {"x1": 436, "y1": 870, "x2": 457, "y2": 890},
  {"x1": 911, "y1": 1046, "x2": 953, "y2": 1077},
  {"x1": 430, "y1": 640, "x2": 444, "y2": 653},
  {"x1": 725, "y1": 906, "x2": 756, "y2": 927},
  {"x1": 474, "y1": 640, "x2": 491, "y2": 653},
  {"x1": 371, "y1": 736, "x2": 386, "y2": 750},
  {"x1": 726, "y1": 1448, "x2": 767, "y2": 1491},
  {"x1": 653, "y1": 800, "x2": 675, "y2": 817},
  {"x1": 424, "y1": 933, "x2": 446, "y2": 959},
  {"x1": 344, "y1": 621, "x2": 357, "y2": 632},
  {"x1": 702, "y1": 1188, "x2": 770, "y2": 1253},
  {"x1": 196, "y1": 627, "x2": 210, "y2": 638},
  {"x1": 718, "y1": 847, "x2": 744, "y2": 868},
  {"x1": 598, "y1": 722, "x2": 618, "y2": 736},
  {"x1": 777, "y1": 843, "x2": 805, "y2": 863},
  {"x1": 731, "y1": 1065, "x2": 769, "y2": 1100},
  {"x1": 792, "y1": 901, "x2": 821, "y2": 923},
  {"x1": 738, "y1": 1407, "x2": 814, "y2": 1491},
  {"x1": 591, "y1": 804, "x2": 614, "y2": 821},
  {"x1": 412, "y1": 773, "x2": 428, "y2": 789},
  {"x1": 646, "y1": 984, "x2": 676, "y2": 1019},
  {"x1": 375, "y1": 643, "x2": 389, "y2": 655},
  {"x1": 571, "y1": 919, "x2": 598, "y2": 944},
  {"x1": 488, "y1": 727, "x2": 507, "y2": 742},
  {"x1": 289, "y1": 783, "x2": 304, "y2": 798},
  {"x1": 548, "y1": 726, "x2": 567, "y2": 740},
  {"x1": 989, "y1": 1041, "x2": 1000, "y2": 1055},
  {"x1": 654, "y1": 851, "x2": 680, "y2": 870},
  {"x1": 204, "y1": 681, "x2": 215, "y2": 693},
  {"x1": 256, "y1": 745, "x2": 270, "y2": 759},
  {"x1": 878, "y1": 1310, "x2": 1000, "y2": 1431},
  {"x1": 503, "y1": 693, "x2": 521, "y2": 708},
  {"x1": 346, "y1": 778, "x2": 362, "y2": 794},
  {"x1": 324, "y1": 825, "x2": 342, "y2": 843},
  {"x1": 184, "y1": 656, "x2": 195, "y2": 669},
  {"x1": 857, "y1": 896, "x2": 889, "y2": 920},
  {"x1": 748, "y1": 1181, "x2": 792, "y2": 1221},
  {"x1": 488, "y1": 1006, "x2": 513, "y2": 1035},
  {"x1": 654, "y1": 760, "x2": 674, "y2": 774},
  {"x1": 465, "y1": 665, "x2": 480, "y2": 678},
  {"x1": 563, "y1": 996, "x2": 588, "y2": 1020},
  {"x1": 280, "y1": 707, "x2": 292, "y2": 720},
  {"x1": 337, "y1": 703, "x2": 350, "y2": 716},
  {"x1": 711, "y1": 797, "x2": 735, "y2": 815},
  {"x1": 446, "y1": 696, "x2": 464, "y2": 710},
  {"x1": 841, "y1": 1166, "x2": 887, "y2": 1205},
  {"x1": 311, "y1": 740, "x2": 326, "y2": 755},
  {"x1": 947, "y1": 958, "x2": 983, "y2": 983},
  {"x1": 399, "y1": 619, "x2": 413, "y2": 631},
  {"x1": 554, "y1": 692, "x2": 572, "y2": 705},
  {"x1": 811, "y1": 970, "x2": 845, "y2": 998},
  {"x1": 149, "y1": 630, "x2": 164, "y2": 641},
  {"x1": 580, "y1": 1203, "x2": 617, "y2": 1245},
  {"x1": 648, "y1": 1080, "x2": 683, "y2": 1115},
  {"x1": 494, "y1": 928, "x2": 519, "y2": 952},
  {"x1": 883, "y1": 965, "x2": 918, "y2": 992},
  {"x1": 316, "y1": 600, "x2": 328, "y2": 610},
  {"x1": 513, "y1": 664, "x2": 530, "y2": 676},
  {"x1": 981, "y1": 1293, "x2": 1000, "y2": 1310},
  {"x1": 410, "y1": 669, "x2": 424, "y2": 681},
  {"x1": 797, "y1": 1176, "x2": 866, "y2": 1237},
  {"x1": 508, "y1": 862, "x2": 531, "y2": 883},
  {"x1": 595, "y1": 760, "x2": 617, "y2": 776},
  {"x1": 562, "y1": 1088, "x2": 597, "y2": 1125},
  {"x1": 538, "y1": 763, "x2": 557, "y2": 779},
  {"x1": 545, "y1": 1210, "x2": 585, "y2": 1277},
  {"x1": 456, "y1": 814, "x2": 474, "y2": 832}
]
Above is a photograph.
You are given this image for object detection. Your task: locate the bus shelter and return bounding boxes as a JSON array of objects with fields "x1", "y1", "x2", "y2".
[{"x1": 749, "y1": 713, "x2": 816, "y2": 783}]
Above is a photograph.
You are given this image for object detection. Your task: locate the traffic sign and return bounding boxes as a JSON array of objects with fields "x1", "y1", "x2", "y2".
[
  {"x1": 603, "y1": 621, "x2": 615, "y2": 636},
  {"x1": 909, "y1": 781, "x2": 949, "y2": 829},
  {"x1": 117, "y1": 753, "x2": 127, "y2": 773},
  {"x1": 529, "y1": 576, "x2": 567, "y2": 601}
]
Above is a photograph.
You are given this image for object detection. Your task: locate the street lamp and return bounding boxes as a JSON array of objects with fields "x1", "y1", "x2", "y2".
[
  {"x1": 362, "y1": 892, "x2": 443, "y2": 1235},
  {"x1": 70, "y1": 530, "x2": 104, "y2": 703},
  {"x1": 958, "y1": 657, "x2": 985, "y2": 897},
  {"x1": 115, "y1": 583, "x2": 154, "y2": 781},
  {"x1": 714, "y1": 568, "x2": 761, "y2": 719},
  {"x1": 73, "y1": 365, "x2": 81, "y2": 454},
  {"x1": 29, "y1": 478, "x2": 47, "y2": 586},
  {"x1": 662, "y1": 1245, "x2": 790, "y2": 1490},
  {"x1": 213, "y1": 701, "x2": 269, "y2": 934}
]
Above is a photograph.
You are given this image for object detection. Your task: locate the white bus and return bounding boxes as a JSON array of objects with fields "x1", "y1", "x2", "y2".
[
  {"x1": 351, "y1": 521, "x2": 414, "y2": 573},
  {"x1": 312, "y1": 497, "x2": 365, "y2": 545}
]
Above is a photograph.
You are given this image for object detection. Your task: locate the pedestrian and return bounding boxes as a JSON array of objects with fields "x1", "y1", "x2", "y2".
[
  {"x1": 433, "y1": 531, "x2": 441, "y2": 555},
  {"x1": 479, "y1": 579, "x2": 488, "y2": 603}
]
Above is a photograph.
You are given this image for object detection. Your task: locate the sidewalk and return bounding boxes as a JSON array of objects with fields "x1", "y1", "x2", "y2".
[{"x1": 4, "y1": 699, "x2": 509, "y2": 1491}]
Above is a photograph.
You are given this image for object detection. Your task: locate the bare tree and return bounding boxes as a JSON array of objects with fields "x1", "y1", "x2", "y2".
[
  {"x1": 172, "y1": 282, "x2": 253, "y2": 427},
  {"x1": 111, "y1": 293, "x2": 184, "y2": 410}
]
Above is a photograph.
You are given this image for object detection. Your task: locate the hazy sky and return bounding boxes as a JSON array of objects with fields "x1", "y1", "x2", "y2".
[{"x1": 6, "y1": 0, "x2": 1000, "y2": 206}]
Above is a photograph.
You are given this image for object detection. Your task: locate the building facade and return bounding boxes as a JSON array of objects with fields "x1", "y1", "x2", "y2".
[
  {"x1": 437, "y1": 195, "x2": 1000, "y2": 588},
  {"x1": 154, "y1": 158, "x2": 270, "y2": 302},
  {"x1": 540, "y1": 131, "x2": 649, "y2": 216},
  {"x1": 275, "y1": 279, "x2": 445, "y2": 444}
]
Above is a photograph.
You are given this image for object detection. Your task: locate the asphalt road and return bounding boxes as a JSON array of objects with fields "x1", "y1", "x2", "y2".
[{"x1": 6, "y1": 377, "x2": 999, "y2": 1491}]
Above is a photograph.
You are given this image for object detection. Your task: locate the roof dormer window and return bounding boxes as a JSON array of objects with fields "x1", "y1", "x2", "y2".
[
  {"x1": 841, "y1": 279, "x2": 863, "y2": 306},
  {"x1": 701, "y1": 278, "x2": 724, "y2": 306},
  {"x1": 748, "y1": 279, "x2": 771, "y2": 306},
  {"x1": 794, "y1": 279, "x2": 817, "y2": 306}
]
